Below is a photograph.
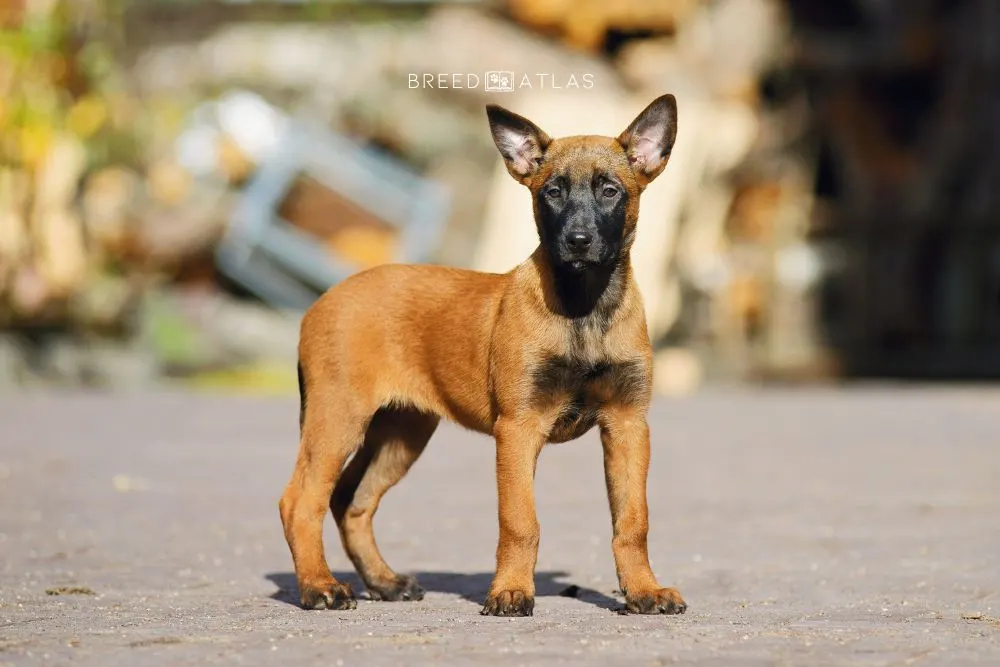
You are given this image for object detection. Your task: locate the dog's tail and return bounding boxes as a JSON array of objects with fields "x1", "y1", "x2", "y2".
[{"x1": 297, "y1": 361, "x2": 307, "y2": 432}]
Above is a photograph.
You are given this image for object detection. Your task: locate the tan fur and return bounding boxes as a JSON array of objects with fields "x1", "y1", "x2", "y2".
[{"x1": 279, "y1": 96, "x2": 686, "y2": 616}]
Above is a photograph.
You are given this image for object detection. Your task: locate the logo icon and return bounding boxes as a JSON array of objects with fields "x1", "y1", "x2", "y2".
[{"x1": 485, "y1": 71, "x2": 514, "y2": 92}]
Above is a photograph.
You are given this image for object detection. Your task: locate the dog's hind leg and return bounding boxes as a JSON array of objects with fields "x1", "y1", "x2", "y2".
[
  {"x1": 331, "y1": 406, "x2": 438, "y2": 601},
  {"x1": 279, "y1": 374, "x2": 369, "y2": 610}
]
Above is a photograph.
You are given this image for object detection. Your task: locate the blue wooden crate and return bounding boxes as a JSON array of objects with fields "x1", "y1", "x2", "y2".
[{"x1": 216, "y1": 121, "x2": 451, "y2": 310}]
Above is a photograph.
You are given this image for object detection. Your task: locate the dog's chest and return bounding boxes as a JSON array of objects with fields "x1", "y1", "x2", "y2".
[{"x1": 531, "y1": 354, "x2": 647, "y2": 442}]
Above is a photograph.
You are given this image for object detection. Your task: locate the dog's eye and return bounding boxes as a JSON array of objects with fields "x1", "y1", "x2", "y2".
[
  {"x1": 546, "y1": 187, "x2": 562, "y2": 198},
  {"x1": 602, "y1": 185, "x2": 619, "y2": 198}
]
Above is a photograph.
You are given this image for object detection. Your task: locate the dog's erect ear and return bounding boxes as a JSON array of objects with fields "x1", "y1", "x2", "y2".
[
  {"x1": 617, "y1": 94, "x2": 677, "y2": 188},
  {"x1": 486, "y1": 104, "x2": 552, "y2": 184}
]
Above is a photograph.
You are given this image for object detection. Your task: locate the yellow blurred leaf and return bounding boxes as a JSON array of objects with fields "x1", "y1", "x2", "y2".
[
  {"x1": 67, "y1": 96, "x2": 107, "y2": 139},
  {"x1": 18, "y1": 122, "x2": 54, "y2": 168}
]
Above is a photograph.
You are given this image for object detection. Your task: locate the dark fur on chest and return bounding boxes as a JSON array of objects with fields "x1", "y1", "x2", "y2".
[{"x1": 532, "y1": 355, "x2": 648, "y2": 442}]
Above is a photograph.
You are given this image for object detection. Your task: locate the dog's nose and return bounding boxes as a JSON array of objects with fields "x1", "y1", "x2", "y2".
[{"x1": 566, "y1": 231, "x2": 593, "y2": 252}]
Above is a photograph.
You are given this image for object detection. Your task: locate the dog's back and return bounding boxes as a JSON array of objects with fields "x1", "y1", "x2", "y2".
[{"x1": 299, "y1": 262, "x2": 505, "y2": 433}]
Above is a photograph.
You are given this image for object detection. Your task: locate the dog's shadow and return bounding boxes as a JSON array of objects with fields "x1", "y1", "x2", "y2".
[{"x1": 265, "y1": 571, "x2": 621, "y2": 611}]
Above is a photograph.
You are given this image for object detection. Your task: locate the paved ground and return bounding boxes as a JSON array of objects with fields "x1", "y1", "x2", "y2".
[{"x1": 0, "y1": 387, "x2": 998, "y2": 666}]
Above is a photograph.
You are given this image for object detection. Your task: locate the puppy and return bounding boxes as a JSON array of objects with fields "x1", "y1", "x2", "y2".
[{"x1": 280, "y1": 94, "x2": 686, "y2": 616}]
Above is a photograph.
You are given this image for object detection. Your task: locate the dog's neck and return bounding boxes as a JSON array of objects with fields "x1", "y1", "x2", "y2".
[{"x1": 531, "y1": 248, "x2": 629, "y2": 322}]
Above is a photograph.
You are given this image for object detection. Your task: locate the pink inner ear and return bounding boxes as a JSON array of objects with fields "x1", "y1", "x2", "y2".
[
  {"x1": 501, "y1": 130, "x2": 538, "y2": 176},
  {"x1": 511, "y1": 145, "x2": 535, "y2": 175},
  {"x1": 629, "y1": 136, "x2": 662, "y2": 172}
]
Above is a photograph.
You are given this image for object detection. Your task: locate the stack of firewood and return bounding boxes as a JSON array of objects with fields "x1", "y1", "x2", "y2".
[{"x1": 6, "y1": 0, "x2": 990, "y2": 384}]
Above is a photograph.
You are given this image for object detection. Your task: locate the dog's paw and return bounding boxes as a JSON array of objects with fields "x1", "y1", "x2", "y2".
[
  {"x1": 623, "y1": 587, "x2": 687, "y2": 615},
  {"x1": 481, "y1": 589, "x2": 534, "y2": 617},
  {"x1": 368, "y1": 575, "x2": 425, "y2": 602},
  {"x1": 300, "y1": 581, "x2": 357, "y2": 610}
]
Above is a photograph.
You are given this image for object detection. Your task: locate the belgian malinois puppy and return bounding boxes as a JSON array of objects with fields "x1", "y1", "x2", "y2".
[{"x1": 280, "y1": 94, "x2": 685, "y2": 617}]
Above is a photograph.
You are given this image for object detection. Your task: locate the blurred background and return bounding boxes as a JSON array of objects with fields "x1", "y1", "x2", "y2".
[{"x1": 1, "y1": 0, "x2": 998, "y2": 395}]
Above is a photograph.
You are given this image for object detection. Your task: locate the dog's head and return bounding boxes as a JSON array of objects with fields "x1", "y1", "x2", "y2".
[{"x1": 486, "y1": 94, "x2": 677, "y2": 272}]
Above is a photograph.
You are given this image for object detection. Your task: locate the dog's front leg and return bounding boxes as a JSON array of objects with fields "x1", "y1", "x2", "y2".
[
  {"x1": 481, "y1": 416, "x2": 546, "y2": 617},
  {"x1": 600, "y1": 408, "x2": 687, "y2": 615}
]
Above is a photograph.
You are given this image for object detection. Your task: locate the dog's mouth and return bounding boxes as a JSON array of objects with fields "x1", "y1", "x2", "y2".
[{"x1": 560, "y1": 254, "x2": 609, "y2": 272}]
